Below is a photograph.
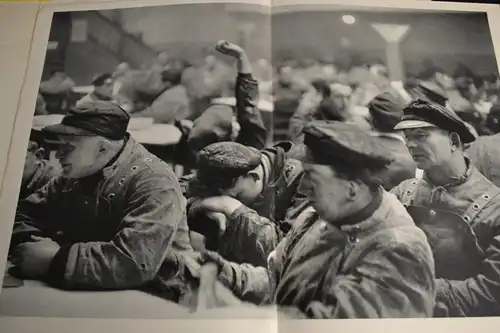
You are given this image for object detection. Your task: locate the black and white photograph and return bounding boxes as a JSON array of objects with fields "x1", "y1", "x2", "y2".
[{"x1": 1, "y1": 0, "x2": 500, "y2": 322}]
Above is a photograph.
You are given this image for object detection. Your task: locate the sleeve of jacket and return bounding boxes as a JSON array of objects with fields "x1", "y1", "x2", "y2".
[
  {"x1": 307, "y1": 241, "x2": 436, "y2": 318},
  {"x1": 47, "y1": 170, "x2": 186, "y2": 290},
  {"x1": 11, "y1": 177, "x2": 63, "y2": 251},
  {"x1": 226, "y1": 230, "x2": 288, "y2": 305},
  {"x1": 218, "y1": 205, "x2": 283, "y2": 267},
  {"x1": 434, "y1": 228, "x2": 500, "y2": 317},
  {"x1": 235, "y1": 73, "x2": 267, "y2": 150}
]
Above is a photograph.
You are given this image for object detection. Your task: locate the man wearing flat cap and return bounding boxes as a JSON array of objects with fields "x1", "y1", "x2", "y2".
[
  {"x1": 76, "y1": 73, "x2": 115, "y2": 107},
  {"x1": 9, "y1": 101, "x2": 192, "y2": 292},
  {"x1": 184, "y1": 140, "x2": 307, "y2": 267},
  {"x1": 190, "y1": 120, "x2": 435, "y2": 318},
  {"x1": 391, "y1": 99, "x2": 500, "y2": 317},
  {"x1": 367, "y1": 90, "x2": 417, "y2": 190}
]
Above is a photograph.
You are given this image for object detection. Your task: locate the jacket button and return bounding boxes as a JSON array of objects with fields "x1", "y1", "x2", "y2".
[
  {"x1": 108, "y1": 193, "x2": 116, "y2": 200},
  {"x1": 119, "y1": 178, "x2": 125, "y2": 185},
  {"x1": 131, "y1": 166, "x2": 138, "y2": 171}
]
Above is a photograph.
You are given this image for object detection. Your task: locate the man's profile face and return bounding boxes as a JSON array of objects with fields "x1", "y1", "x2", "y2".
[
  {"x1": 54, "y1": 135, "x2": 102, "y2": 178},
  {"x1": 302, "y1": 160, "x2": 351, "y2": 222},
  {"x1": 220, "y1": 167, "x2": 263, "y2": 206},
  {"x1": 403, "y1": 127, "x2": 454, "y2": 170}
]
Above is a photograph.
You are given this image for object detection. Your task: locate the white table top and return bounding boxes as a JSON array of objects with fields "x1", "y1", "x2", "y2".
[
  {"x1": 128, "y1": 123, "x2": 181, "y2": 146},
  {"x1": 32, "y1": 115, "x2": 182, "y2": 147},
  {"x1": 0, "y1": 279, "x2": 189, "y2": 319},
  {"x1": 211, "y1": 97, "x2": 274, "y2": 113}
]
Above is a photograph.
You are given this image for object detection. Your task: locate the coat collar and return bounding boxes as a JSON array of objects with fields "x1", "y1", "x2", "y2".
[
  {"x1": 422, "y1": 156, "x2": 473, "y2": 189},
  {"x1": 102, "y1": 134, "x2": 136, "y2": 179}
]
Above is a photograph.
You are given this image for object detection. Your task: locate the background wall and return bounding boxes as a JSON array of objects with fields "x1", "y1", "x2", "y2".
[
  {"x1": 271, "y1": 11, "x2": 497, "y2": 75},
  {"x1": 45, "y1": 5, "x2": 498, "y2": 85}
]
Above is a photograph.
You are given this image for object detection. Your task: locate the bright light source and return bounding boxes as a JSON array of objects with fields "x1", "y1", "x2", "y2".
[{"x1": 342, "y1": 15, "x2": 356, "y2": 25}]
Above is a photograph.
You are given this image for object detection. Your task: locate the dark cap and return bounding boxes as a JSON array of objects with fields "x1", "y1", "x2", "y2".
[
  {"x1": 42, "y1": 101, "x2": 130, "y2": 141},
  {"x1": 91, "y1": 73, "x2": 113, "y2": 86},
  {"x1": 394, "y1": 99, "x2": 476, "y2": 143},
  {"x1": 418, "y1": 81, "x2": 448, "y2": 107},
  {"x1": 196, "y1": 141, "x2": 262, "y2": 181},
  {"x1": 301, "y1": 120, "x2": 393, "y2": 170},
  {"x1": 367, "y1": 90, "x2": 405, "y2": 132}
]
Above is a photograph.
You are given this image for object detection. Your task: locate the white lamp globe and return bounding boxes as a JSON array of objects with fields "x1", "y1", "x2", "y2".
[{"x1": 342, "y1": 15, "x2": 356, "y2": 25}]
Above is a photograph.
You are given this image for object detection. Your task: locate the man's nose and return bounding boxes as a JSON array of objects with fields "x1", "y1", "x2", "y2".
[
  {"x1": 406, "y1": 140, "x2": 418, "y2": 149},
  {"x1": 55, "y1": 148, "x2": 67, "y2": 159}
]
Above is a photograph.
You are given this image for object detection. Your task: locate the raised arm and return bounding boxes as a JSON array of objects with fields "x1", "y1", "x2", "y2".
[{"x1": 215, "y1": 40, "x2": 267, "y2": 150}]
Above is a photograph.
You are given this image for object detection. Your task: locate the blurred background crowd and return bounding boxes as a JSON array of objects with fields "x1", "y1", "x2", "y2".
[{"x1": 34, "y1": 4, "x2": 500, "y2": 161}]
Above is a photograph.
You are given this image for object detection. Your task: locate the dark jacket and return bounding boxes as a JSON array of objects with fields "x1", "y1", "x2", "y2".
[
  {"x1": 220, "y1": 191, "x2": 436, "y2": 318},
  {"x1": 391, "y1": 162, "x2": 500, "y2": 317},
  {"x1": 18, "y1": 159, "x2": 60, "y2": 200},
  {"x1": 11, "y1": 137, "x2": 192, "y2": 290}
]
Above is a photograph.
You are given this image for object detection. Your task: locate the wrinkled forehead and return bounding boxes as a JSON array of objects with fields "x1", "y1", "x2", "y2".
[
  {"x1": 402, "y1": 127, "x2": 449, "y2": 138},
  {"x1": 56, "y1": 134, "x2": 96, "y2": 145}
]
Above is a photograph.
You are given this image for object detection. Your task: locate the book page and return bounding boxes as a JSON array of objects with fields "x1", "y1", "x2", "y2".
[{"x1": 2, "y1": 0, "x2": 500, "y2": 332}]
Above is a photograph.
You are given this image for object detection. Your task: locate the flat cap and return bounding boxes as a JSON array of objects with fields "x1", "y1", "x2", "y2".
[
  {"x1": 301, "y1": 120, "x2": 393, "y2": 170},
  {"x1": 198, "y1": 141, "x2": 261, "y2": 170},
  {"x1": 418, "y1": 81, "x2": 448, "y2": 107},
  {"x1": 394, "y1": 99, "x2": 476, "y2": 143},
  {"x1": 91, "y1": 73, "x2": 113, "y2": 86},
  {"x1": 43, "y1": 100, "x2": 130, "y2": 141},
  {"x1": 367, "y1": 90, "x2": 405, "y2": 132}
]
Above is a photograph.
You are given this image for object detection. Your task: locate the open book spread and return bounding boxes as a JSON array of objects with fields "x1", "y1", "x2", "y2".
[{"x1": 2, "y1": 0, "x2": 500, "y2": 323}]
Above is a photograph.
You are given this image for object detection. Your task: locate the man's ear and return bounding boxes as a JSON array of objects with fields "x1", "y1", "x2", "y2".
[
  {"x1": 449, "y1": 132, "x2": 462, "y2": 151},
  {"x1": 247, "y1": 171, "x2": 261, "y2": 182},
  {"x1": 35, "y1": 148, "x2": 45, "y2": 160},
  {"x1": 98, "y1": 138, "x2": 112, "y2": 154}
]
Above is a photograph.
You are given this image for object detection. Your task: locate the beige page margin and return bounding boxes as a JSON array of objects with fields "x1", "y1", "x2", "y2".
[{"x1": 0, "y1": 0, "x2": 500, "y2": 332}]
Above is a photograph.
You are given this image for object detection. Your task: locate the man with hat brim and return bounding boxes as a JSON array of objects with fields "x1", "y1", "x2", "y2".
[
  {"x1": 76, "y1": 73, "x2": 115, "y2": 107},
  {"x1": 187, "y1": 120, "x2": 435, "y2": 318},
  {"x1": 18, "y1": 129, "x2": 61, "y2": 200},
  {"x1": 9, "y1": 100, "x2": 192, "y2": 293},
  {"x1": 184, "y1": 139, "x2": 307, "y2": 267},
  {"x1": 391, "y1": 98, "x2": 500, "y2": 316},
  {"x1": 367, "y1": 90, "x2": 417, "y2": 190}
]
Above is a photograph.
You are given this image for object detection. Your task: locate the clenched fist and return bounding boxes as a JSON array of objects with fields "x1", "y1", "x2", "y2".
[{"x1": 215, "y1": 40, "x2": 244, "y2": 58}]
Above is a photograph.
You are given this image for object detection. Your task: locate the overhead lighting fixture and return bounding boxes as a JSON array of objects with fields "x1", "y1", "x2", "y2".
[{"x1": 342, "y1": 15, "x2": 356, "y2": 25}]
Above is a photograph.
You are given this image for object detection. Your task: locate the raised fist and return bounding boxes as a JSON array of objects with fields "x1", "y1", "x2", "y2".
[{"x1": 215, "y1": 40, "x2": 244, "y2": 58}]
